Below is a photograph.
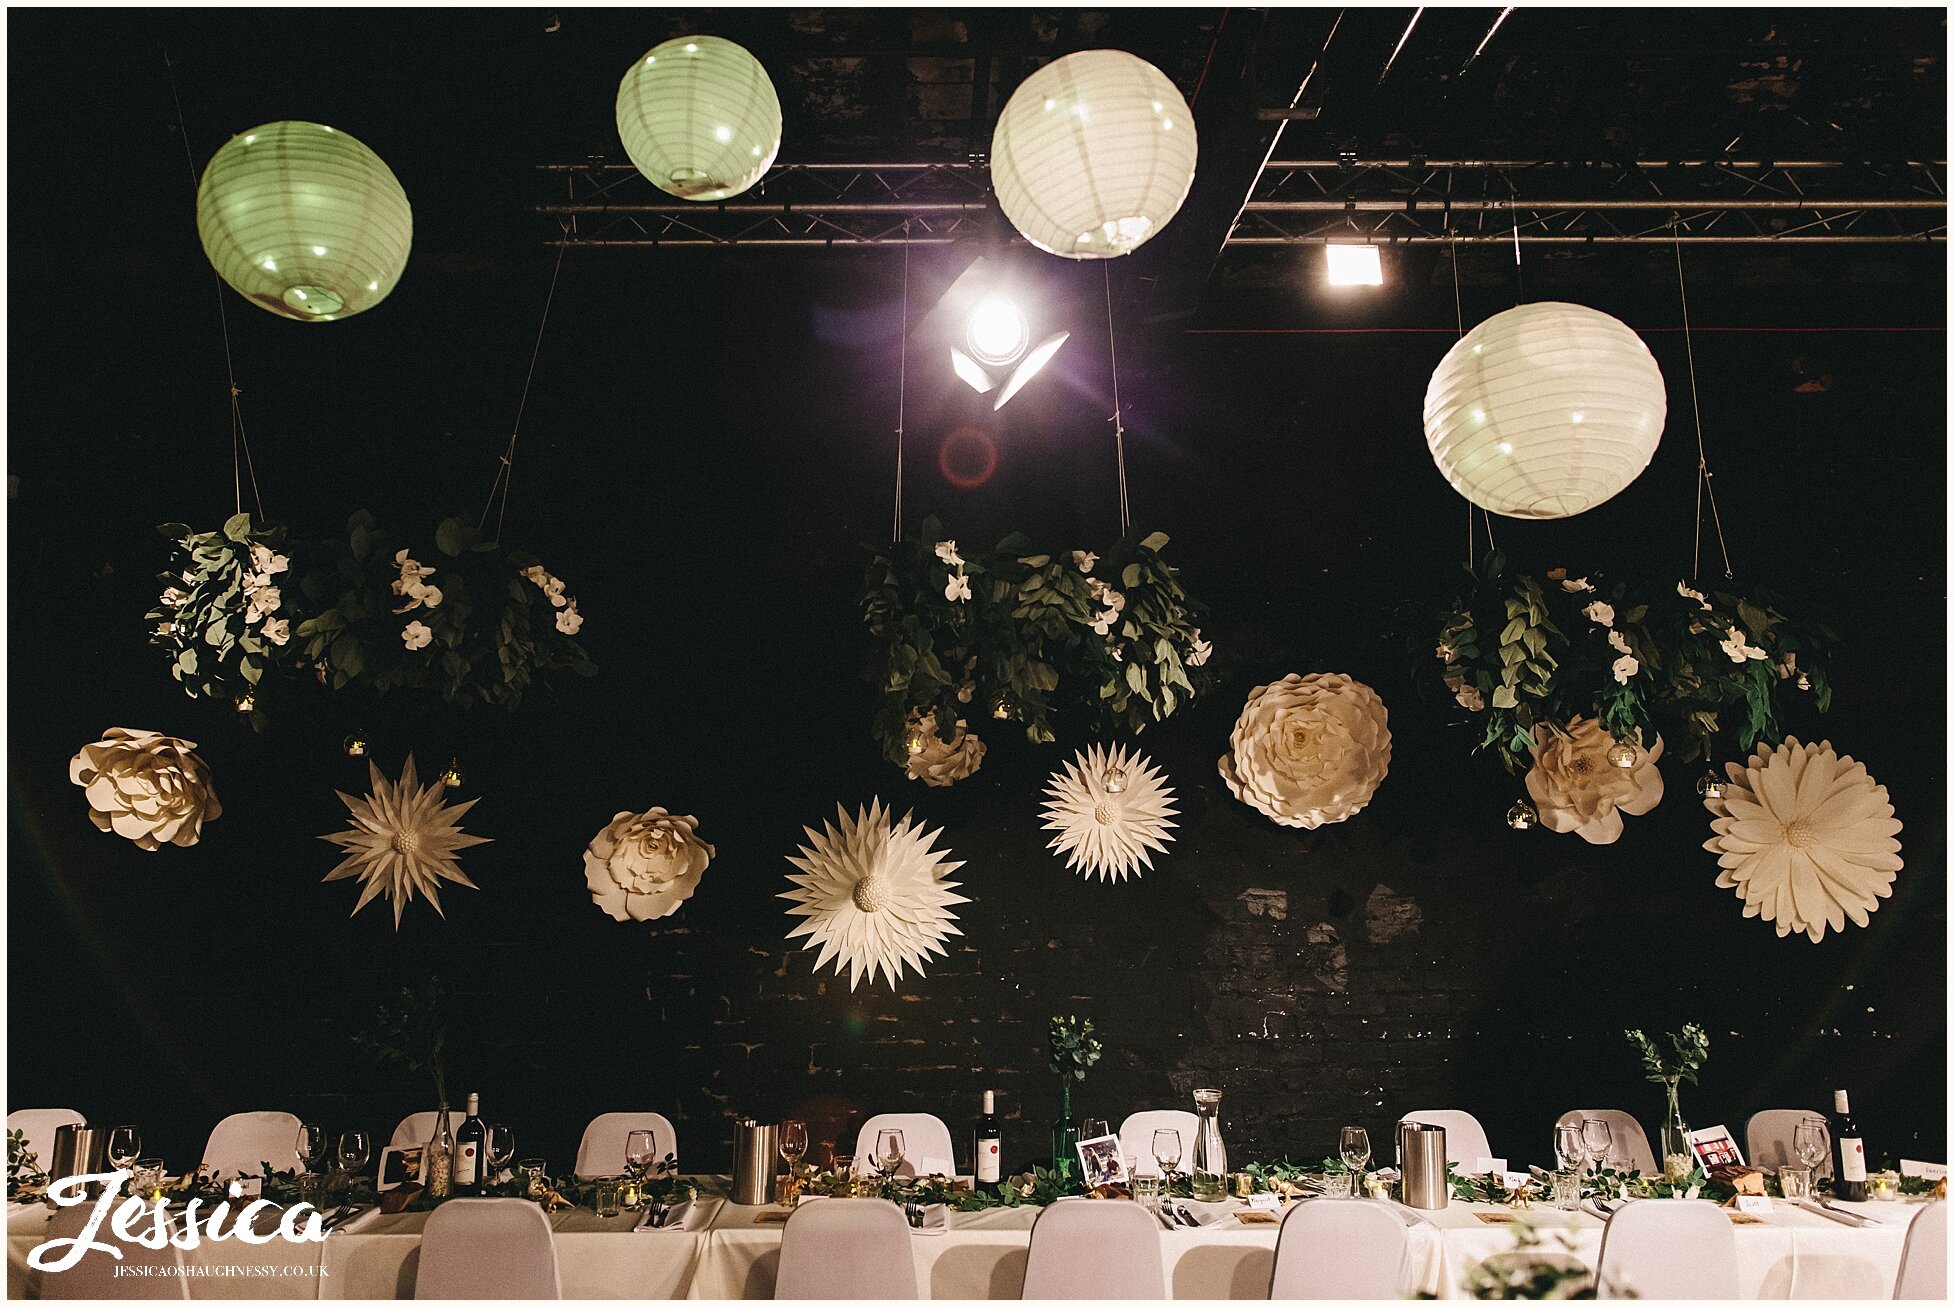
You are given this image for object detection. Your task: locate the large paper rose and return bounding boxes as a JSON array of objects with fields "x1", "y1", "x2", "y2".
[
  {"x1": 69, "y1": 728, "x2": 222, "y2": 850},
  {"x1": 1218, "y1": 673, "x2": 1391, "y2": 829},
  {"x1": 1704, "y1": 737, "x2": 1901, "y2": 943},
  {"x1": 903, "y1": 714, "x2": 986, "y2": 787},
  {"x1": 1525, "y1": 717, "x2": 1663, "y2": 844},
  {"x1": 585, "y1": 808, "x2": 714, "y2": 922}
]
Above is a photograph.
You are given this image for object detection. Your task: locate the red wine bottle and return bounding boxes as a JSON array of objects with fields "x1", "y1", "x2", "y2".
[
  {"x1": 454, "y1": 1093, "x2": 486, "y2": 1194},
  {"x1": 1831, "y1": 1089, "x2": 1868, "y2": 1201},
  {"x1": 972, "y1": 1091, "x2": 1002, "y2": 1191}
]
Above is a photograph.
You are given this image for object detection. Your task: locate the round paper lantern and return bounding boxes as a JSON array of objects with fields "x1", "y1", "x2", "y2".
[
  {"x1": 195, "y1": 121, "x2": 411, "y2": 322},
  {"x1": 990, "y1": 50, "x2": 1198, "y2": 259},
  {"x1": 1423, "y1": 302, "x2": 1667, "y2": 519},
  {"x1": 616, "y1": 36, "x2": 782, "y2": 201}
]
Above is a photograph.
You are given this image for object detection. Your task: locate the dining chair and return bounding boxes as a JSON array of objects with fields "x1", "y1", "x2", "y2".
[
  {"x1": 850, "y1": 1113, "x2": 957, "y2": 1178},
  {"x1": 37, "y1": 1203, "x2": 189, "y2": 1299},
  {"x1": 775, "y1": 1197, "x2": 919, "y2": 1299},
  {"x1": 1894, "y1": 1200, "x2": 1947, "y2": 1300},
  {"x1": 1021, "y1": 1198, "x2": 1167, "y2": 1299},
  {"x1": 1118, "y1": 1110, "x2": 1200, "y2": 1176},
  {"x1": 200, "y1": 1110, "x2": 303, "y2": 1183},
  {"x1": 389, "y1": 1111, "x2": 443, "y2": 1150},
  {"x1": 1398, "y1": 1110, "x2": 1494, "y2": 1168},
  {"x1": 1593, "y1": 1197, "x2": 1739, "y2": 1299},
  {"x1": 1554, "y1": 1109, "x2": 1658, "y2": 1174},
  {"x1": 1745, "y1": 1109, "x2": 1831, "y2": 1178},
  {"x1": 1267, "y1": 1197, "x2": 1408, "y2": 1299},
  {"x1": 574, "y1": 1111, "x2": 679, "y2": 1179},
  {"x1": 414, "y1": 1197, "x2": 562, "y2": 1299},
  {"x1": 6, "y1": 1109, "x2": 85, "y2": 1173}
]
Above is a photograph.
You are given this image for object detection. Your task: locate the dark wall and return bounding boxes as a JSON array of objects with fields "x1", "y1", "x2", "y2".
[{"x1": 8, "y1": 9, "x2": 1946, "y2": 1177}]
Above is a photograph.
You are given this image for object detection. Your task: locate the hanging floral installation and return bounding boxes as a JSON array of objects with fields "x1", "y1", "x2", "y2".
[
  {"x1": 1524, "y1": 717, "x2": 1665, "y2": 844},
  {"x1": 1418, "y1": 551, "x2": 1836, "y2": 774},
  {"x1": 902, "y1": 711, "x2": 987, "y2": 787},
  {"x1": 584, "y1": 808, "x2": 714, "y2": 923},
  {"x1": 780, "y1": 799, "x2": 968, "y2": 991},
  {"x1": 1703, "y1": 737, "x2": 1902, "y2": 942},
  {"x1": 861, "y1": 517, "x2": 1211, "y2": 773},
  {"x1": 1219, "y1": 674, "x2": 1392, "y2": 830},
  {"x1": 69, "y1": 728, "x2": 222, "y2": 850},
  {"x1": 148, "y1": 515, "x2": 303, "y2": 728},
  {"x1": 1040, "y1": 742, "x2": 1178, "y2": 882},
  {"x1": 321, "y1": 754, "x2": 489, "y2": 927}
]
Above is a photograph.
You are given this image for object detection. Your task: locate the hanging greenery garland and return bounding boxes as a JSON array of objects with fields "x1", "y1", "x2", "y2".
[
  {"x1": 1416, "y1": 550, "x2": 1835, "y2": 771},
  {"x1": 148, "y1": 514, "x2": 307, "y2": 728},
  {"x1": 862, "y1": 516, "x2": 1211, "y2": 769}
]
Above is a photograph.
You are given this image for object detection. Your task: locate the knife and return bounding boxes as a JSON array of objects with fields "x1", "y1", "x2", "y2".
[
  {"x1": 1150, "y1": 1205, "x2": 1176, "y2": 1231},
  {"x1": 1801, "y1": 1199, "x2": 1873, "y2": 1227}
]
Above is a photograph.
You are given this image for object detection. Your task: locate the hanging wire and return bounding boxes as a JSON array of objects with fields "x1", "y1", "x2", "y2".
[
  {"x1": 480, "y1": 243, "x2": 567, "y2": 538},
  {"x1": 1103, "y1": 263, "x2": 1130, "y2": 537},
  {"x1": 1673, "y1": 223, "x2": 1735, "y2": 580},
  {"x1": 1451, "y1": 228, "x2": 1473, "y2": 567},
  {"x1": 892, "y1": 234, "x2": 910, "y2": 543},
  {"x1": 165, "y1": 48, "x2": 264, "y2": 520},
  {"x1": 1507, "y1": 190, "x2": 1526, "y2": 303}
]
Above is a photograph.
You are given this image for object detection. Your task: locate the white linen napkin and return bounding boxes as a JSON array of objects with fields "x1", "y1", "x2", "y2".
[{"x1": 633, "y1": 1200, "x2": 704, "y2": 1232}]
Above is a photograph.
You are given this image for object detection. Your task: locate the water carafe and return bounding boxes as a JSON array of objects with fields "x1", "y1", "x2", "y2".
[{"x1": 1190, "y1": 1088, "x2": 1228, "y2": 1202}]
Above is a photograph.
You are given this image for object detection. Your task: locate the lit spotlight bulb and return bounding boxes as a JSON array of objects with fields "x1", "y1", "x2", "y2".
[
  {"x1": 1505, "y1": 800, "x2": 1537, "y2": 831},
  {"x1": 439, "y1": 759, "x2": 464, "y2": 789},
  {"x1": 1102, "y1": 767, "x2": 1128, "y2": 794},
  {"x1": 1695, "y1": 769, "x2": 1727, "y2": 800},
  {"x1": 1605, "y1": 738, "x2": 1638, "y2": 769},
  {"x1": 966, "y1": 297, "x2": 1029, "y2": 366},
  {"x1": 342, "y1": 731, "x2": 371, "y2": 758}
]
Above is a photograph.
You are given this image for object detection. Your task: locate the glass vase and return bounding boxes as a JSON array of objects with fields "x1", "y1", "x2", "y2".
[
  {"x1": 1050, "y1": 1080, "x2": 1078, "y2": 1181},
  {"x1": 1191, "y1": 1088, "x2": 1228, "y2": 1202},
  {"x1": 1659, "y1": 1080, "x2": 1692, "y2": 1178},
  {"x1": 425, "y1": 1106, "x2": 454, "y2": 1199}
]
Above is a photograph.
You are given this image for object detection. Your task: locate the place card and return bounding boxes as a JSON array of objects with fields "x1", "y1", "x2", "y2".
[
  {"x1": 1727, "y1": 1210, "x2": 1768, "y2": 1226},
  {"x1": 1233, "y1": 1210, "x2": 1279, "y2": 1225},
  {"x1": 1734, "y1": 1195, "x2": 1772, "y2": 1216},
  {"x1": 1474, "y1": 1156, "x2": 1508, "y2": 1177},
  {"x1": 1245, "y1": 1193, "x2": 1283, "y2": 1211},
  {"x1": 1900, "y1": 1160, "x2": 1946, "y2": 1180},
  {"x1": 1475, "y1": 1211, "x2": 1520, "y2": 1225},
  {"x1": 752, "y1": 1210, "x2": 792, "y2": 1224}
]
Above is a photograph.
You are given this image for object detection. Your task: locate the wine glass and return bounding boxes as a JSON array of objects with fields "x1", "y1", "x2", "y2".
[
  {"x1": 779, "y1": 1120, "x2": 808, "y2": 1176},
  {"x1": 107, "y1": 1125, "x2": 142, "y2": 1173},
  {"x1": 337, "y1": 1130, "x2": 371, "y2": 1177},
  {"x1": 296, "y1": 1122, "x2": 328, "y2": 1174},
  {"x1": 1554, "y1": 1123, "x2": 1588, "y2": 1175},
  {"x1": 488, "y1": 1126, "x2": 515, "y2": 1181},
  {"x1": 1794, "y1": 1117, "x2": 1829, "y2": 1170},
  {"x1": 874, "y1": 1128, "x2": 906, "y2": 1181},
  {"x1": 1152, "y1": 1129, "x2": 1183, "y2": 1179},
  {"x1": 1580, "y1": 1119, "x2": 1614, "y2": 1173},
  {"x1": 625, "y1": 1129, "x2": 657, "y2": 1179},
  {"x1": 1340, "y1": 1126, "x2": 1372, "y2": 1198}
]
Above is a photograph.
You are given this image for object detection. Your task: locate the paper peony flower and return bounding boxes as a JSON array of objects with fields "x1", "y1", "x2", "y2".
[
  {"x1": 1219, "y1": 674, "x2": 1392, "y2": 829},
  {"x1": 69, "y1": 728, "x2": 222, "y2": 850},
  {"x1": 780, "y1": 799, "x2": 968, "y2": 990},
  {"x1": 1704, "y1": 737, "x2": 1902, "y2": 943},
  {"x1": 321, "y1": 755, "x2": 489, "y2": 927},
  {"x1": 1525, "y1": 718, "x2": 1664, "y2": 844},
  {"x1": 903, "y1": 714, "x2": 986, "y2": 787},
  {"x1": 585, "y1": 808, "x2": 713, "y2": 923},
  {"x1": 1041, "y1": 743, "x2": 1177, "y2": 882}
]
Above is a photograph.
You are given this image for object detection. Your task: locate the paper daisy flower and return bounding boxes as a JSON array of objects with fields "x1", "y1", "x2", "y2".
[
  {"x1": 321, "y1": 754, "x2": 490, "y2": 927},
  {"x1": 1041, "y1": 743, "x2": 1178, "y2": 882}
]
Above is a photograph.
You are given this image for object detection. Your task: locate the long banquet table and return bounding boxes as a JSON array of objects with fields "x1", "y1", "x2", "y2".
[{"x1": 7, "y1": 1178, "x2": 1919, "y2": 1300}]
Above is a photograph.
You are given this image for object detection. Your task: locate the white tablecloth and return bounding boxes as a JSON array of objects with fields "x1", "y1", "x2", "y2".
[{"x1": 7, "y1": 1187, "x2": 1918, "y2": 1299}]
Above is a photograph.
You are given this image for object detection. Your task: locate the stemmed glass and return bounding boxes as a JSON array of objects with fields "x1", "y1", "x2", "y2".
[
  {"x1": 487, "y1": 1126, "x2": 515, "y2": 1184},
  {"x1": 1554, "y1": 1124, "x2": 1588, "y2": 1176},
  {"x1": 779, "y1": 1120, "x2": 808, "y2": 1174},
  {"x1": 1794, "y1": 1117, "x2": 1829, "y2": 1171},
  {"x1": 1152, "y1": 1129, "x2": 1183, "y2": 1181},
  {"x1": 874, "y1": 1129, "x2": 906, "y2": 1184},
  {"x1": 107, "y1": 1126, "x2": 143, "y2": 1173},
  {"x1": 1580, "y1": 1119, "x2": 1614, "y2": 1175},
  {"x1": 1339, "y1": 1126, "x2": 1372, "y2": 1198},
  {"x1": 625, "y1": 1129, "x2": 657, "y2": 1180},
  {"x1": 337, "y1": 1130, "x2": 371, "y2": 1179},
  {"x1": 296, "y1": 1123, "x2": 328, "y2": 1174}
]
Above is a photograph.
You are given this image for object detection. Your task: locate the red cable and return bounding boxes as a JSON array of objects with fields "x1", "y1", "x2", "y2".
[
  {"x1": 1181, "y1": 326, "x2": 1944, "y2": 334},
  {"x1": 1188, "y1": 9, "x2": 1230, "y2": 110}
]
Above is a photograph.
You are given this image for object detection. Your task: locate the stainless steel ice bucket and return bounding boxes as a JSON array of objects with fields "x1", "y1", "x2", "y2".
[
  {"x1": 48, "y1": 1124, "x2": 105, "y2": 1185},
  {"x1": 1396, "y1": 1120, "x2": 1449, "y2": 1210},
  {"x1": 731, "y1": 1119, "x2": 779, "y2": 1205}
]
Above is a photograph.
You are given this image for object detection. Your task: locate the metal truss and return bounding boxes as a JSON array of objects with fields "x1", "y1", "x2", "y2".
[{"x1": 537, "y1": 159, "x2": 1945, "y2": 248}]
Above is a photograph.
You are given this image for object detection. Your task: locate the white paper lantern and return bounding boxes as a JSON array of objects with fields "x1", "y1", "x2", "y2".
[
  {"x1": 990, "y1": 49, "x2": 1198, "y2": 259},
  {"x1": 616, "y1": 36, "x2": 782, "y2": 201},
  {"x1": 196, "y1": 121, "x2": 411, "y2": 322},
  {"x1": 1423, "y1": 302, "x2": 1667, "y2": 519}
]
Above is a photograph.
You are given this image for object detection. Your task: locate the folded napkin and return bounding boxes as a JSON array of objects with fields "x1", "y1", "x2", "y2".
[
  {"x1": 327, "y1": 1206, "x2": 383, "y2": 1235},
  {"x1": 1581, "y1": 1198, "x2": 1620, "y2": 1220},
  {"x1": 1795, "y1": 1199, "x2": 1880, "y2": 1227},
  {"x1": 633, "y1": 1200, "x2": 704, "y2": 1233},
  {"x1": 908, "y1": 1203, "x2": 949, "y2": 1236}
]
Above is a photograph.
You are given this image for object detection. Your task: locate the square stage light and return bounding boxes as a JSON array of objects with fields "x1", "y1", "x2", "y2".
[{"x1": 1325, "y1": 244, "x2": 1384, "y2": 286}]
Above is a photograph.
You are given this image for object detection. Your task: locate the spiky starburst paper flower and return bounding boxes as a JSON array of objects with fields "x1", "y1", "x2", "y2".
[
  {"x1": 780, "y1": 799, "x2": 967, "y2": 990},
  {"x1": 321, "y1": 754, "x2": 490, "y2": 927},
  {"x1": 1041, "y1": 743, "x2": 1177, "y2": 882}
]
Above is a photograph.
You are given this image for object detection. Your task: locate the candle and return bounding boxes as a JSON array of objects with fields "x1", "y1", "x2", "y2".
[{"x1": 1869, "y1": 1170, "x2": 1901, "y2": 1201}]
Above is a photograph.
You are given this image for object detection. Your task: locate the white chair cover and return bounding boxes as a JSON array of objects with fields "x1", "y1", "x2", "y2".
[
  {"x1": 851, "y1": 1113, "x2": 956, "y2": 1178},
  {"x1": 1021, "y1": 1198, "x2": 1167, "y2": 1299},
  {"x1": 1745, "y1": 1109, "x2": 1830, "y2": 1178},
  {"x1": 389, "y1": 1111, "x2": 443, "y2": 1149},
  {"x1": 414, "y1": 1197, "x2": 562, "y2": 1299},
  {"x1": 6, "y1": 1110, "x2": 85, "y2": 1173},
  {"x1": 200, "y1": 1110, "x2": 303, "y2": 1182},
  {"x1": 775, "y1": 1198, "x2": 919, "y2": 1299},
  {"x1": 574, "y1": 1112, "x2": 678, "y2": 1179},
  {"x1": 1555, "y1": 1109, "x2": 1658, "y2": 1174},
  {"x1": 1267, "y1": 1198, "x2": 1409, "y2": 1299},
  {"x1": 1399, "y1": 1110, "x2": 1494, "y2": 1167},
  {"x1": 1118, "y1": 1110, "x2": 1200, "y2": 1177},
  {"x1": 1594, "y1": 1197, "x2": 1740, "y2": 1299},
  {"x1": 38, "y1": 1203, "x2": 189, "y2": 1299},
  {"x1": 1895, "y1": 1200, "x2": 1947, "y2": 1300}
]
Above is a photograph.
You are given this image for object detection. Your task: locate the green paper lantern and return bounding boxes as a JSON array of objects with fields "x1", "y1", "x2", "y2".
[
  {"x1": 616, "y1": 36, "x2": 782, "y2": 202},
  {"x1": 195, "y1": 121, "x2": 412, "y2": 322}
]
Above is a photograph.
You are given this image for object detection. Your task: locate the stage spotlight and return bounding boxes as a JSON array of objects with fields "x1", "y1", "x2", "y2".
[
  {"x1": 966, "y1": 297, "x2": 1029, "y2": 366},
  {"x1": 992, "y1": 331, "x2": 1070, "y2": 411},
  {"x1": 1326, "y1": 243, "x2": 1384, "y2": 286},
  {"x1": 917, "y1": 255, "x2": 1068, "y2": 409}
]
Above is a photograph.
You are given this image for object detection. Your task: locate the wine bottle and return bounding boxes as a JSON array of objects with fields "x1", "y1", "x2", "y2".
[
  {"x1": 1831, "y1": 1089, "x2": 1868, "y2": 1201},
  {"x1": 455, "y1": 1093, "x2": 486, "y2": 1194},
  {"x1": 972, "y1": 1091, "x2": 1002, "y2": 1191}
]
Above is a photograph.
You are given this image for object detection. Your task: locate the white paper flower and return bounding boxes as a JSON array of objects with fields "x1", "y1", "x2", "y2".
[
  {"x1": 1455, "y1": 681, "x2": 1486, "y2": 711},
  {"x1": 780, "y1": 800, "x2": 968, "y2": 990},
  {"x1": 321, "y1": 755, "x2": 489, "y2": 927},
  {"x1": 1584, "y1": 600, "x2": 1615, "y2": 627},
  {"x1": 69, "y1": 728, "x2": 222, "y2": 850},
  {"x1": 555, "y1": 601, "x2": 583, "y2": 635},
  {"x1": 1678, "y1": 581, "x2": 1711, "y2": 609},
  {"x1": 1524, "y1": 718, "x2": 1663, "y2": 844},
  {"x1": 585, "y1": 808, "x2": 713, "y2": 923},
  {"x1": 262, "y1": 617, "x2": 290, "y2": 646},
  {"x1": 402, "y1": 620, "x2": 433, "y2": 650},
  {"x1": 1611, "y1": 653, "x2": 1640, "y2": 684},
  {"x1": 1720, "y1": 626, "x2": 1768, "y2": 663},
  {"x1": 903, "y1": 714, "x2": 985, "y2": 787},
  {"x1": 159, "y1": 586, "x2": 189, "y2": 609},
  {"x1": 1071, "y1": 550, "x2": 1098, "y2": 574},
  {"x1": 1188, "y1": 631, "x2": 1213, "y2": 667},
  {"x1": 244, "y1": 586, "x2": 282, "y2": 623},
  {"x1": 1085, "y1": 579, "x2": 1126, "y2": 636},
  {"x1": 249, "y1": 544, "x2": 288, "y2": 577},
  {"x1": 1218, "y1": 673, "x2": 1392, "y2": 829},
  {"x1": 945, "y1": 572, "x2": 972, "y2": 603},
  {"x1": 1041, "y1": 743, "x2": 1177, "y2": 882},
  {"x1": 1561, "y1": 577, "x2": 1594, "y2": 593},
  {"x1": 1704, "y1": 737, "x2": 1902, "y2": 943}
]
